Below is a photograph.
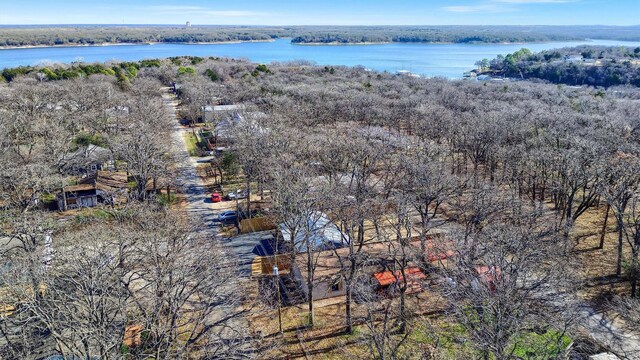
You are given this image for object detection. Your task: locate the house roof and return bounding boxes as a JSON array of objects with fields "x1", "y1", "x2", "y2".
[
  {"x1": 202, "y1": 104, "x2": 245, "y2": 112},
  {"x1": 145, "y1": 178, "x2": 171, "y2": 191},
  {"x1": 280, "y1": 212, "x2": 349, "y2": 253},
  {"x1": 373, "y1": 267, "x2": 426, "y2": 287},
  {"x1": 74, "y1": 144, "x2": 111, "y2": 161},
  {"x1": 409, "y1": 235, "x2": 455, "y2": 262},
  {"x1": 295, "y1": 241, "x2": 385, "y2": 280},
  {"x1": 62, "y1": 144, "x2": 112, "y2": 173},
  {"x1": 63, "y1": 184, "x2": 97, "y2": 192},
  {"x1": 80, "y1": 171, "x2": 128, "y2": 192}
]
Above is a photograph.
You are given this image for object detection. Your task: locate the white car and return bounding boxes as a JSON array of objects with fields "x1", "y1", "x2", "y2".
[{"x1": 226, "y1": 189, "x2": 248, "y2": 200}]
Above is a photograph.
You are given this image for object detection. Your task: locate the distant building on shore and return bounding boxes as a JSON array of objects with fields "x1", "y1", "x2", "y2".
[
  {"x1": 564, "y1": 54, "x2": 584, "y2": 63},
  {"x1": 186, "y1": 21, "x2": 191, "y2": 28}
]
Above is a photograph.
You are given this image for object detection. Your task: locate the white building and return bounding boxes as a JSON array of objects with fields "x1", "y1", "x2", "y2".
[{"x1": 202, "y1": 104, "x2": 245, "y2": 123}]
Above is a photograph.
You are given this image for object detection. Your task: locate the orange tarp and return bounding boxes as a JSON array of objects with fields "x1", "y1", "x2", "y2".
[
  {"x1": 426, "y1": 246, "x2": 455, "y2": 262},
  {"x1": 373, "y1": 267, "x2": 426, "y2": 287},
  {"x1": 123, "y1": 324, "x2": 143, "y2": 347},
  {"x1": 475, "y1": 266, "x2": 502, "y2": 291},
  {"x1": 409, "y1": 236, "x2": 455, "y2": 262}
]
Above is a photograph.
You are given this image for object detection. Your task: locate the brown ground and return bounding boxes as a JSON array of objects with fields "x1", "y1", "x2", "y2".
[
  {"x1": 197, "y1": 158, "x2": 637, "y2": 357},
  {"x1": 249, "y1": 281, "x2": 449, "y2": 359},
  {"x1": 245, "y1": 201, "x2": 639, "y2": 359},
  {"x1": 573, "y1": 205, "x2": 632, "y2": 300}
]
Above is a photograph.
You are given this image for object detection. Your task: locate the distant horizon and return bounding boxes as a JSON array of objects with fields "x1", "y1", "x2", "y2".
[
  {"x1": 1, "y1": 24, "x2": 639, "y2": 28},
  {"x1": 2, "y1": 0, "x2": 639, "y2": 26}
]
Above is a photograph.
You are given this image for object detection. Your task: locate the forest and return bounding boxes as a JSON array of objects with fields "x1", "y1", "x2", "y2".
[
  {"x1": 483, "y1": 45, "x2": 640, "y2": 87},
  {"x1": 0, "y1": 25, "x2": 287, "y2": 47},
  {"x1": 1, "y1": 56, "x2": 640, "y2": 359},
  {"x1": 290, "y1": 25, "x2": 640, "y2": 44},
  {"x1": 2, "y1": 25, "x2": 640, "y2": 47}
]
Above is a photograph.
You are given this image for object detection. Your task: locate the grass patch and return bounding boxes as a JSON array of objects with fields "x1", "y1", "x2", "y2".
[
  {"x1": 41, "y1": 193, "x2": 56, "y2": 202},
  {"x1": 412, "y1": 321, "x2": 472, "y2": 358},
  {"x1": 183, "y1": 132, "x2": 201, "y2": 157},
  {"x1": 74, "y1": 208, "x2": 114, "y2": 224},
  {"x1": 412, "y1": 321, "x2": 571, "y2": 360},
  {"x1": 156, "y1": 193, "x2": 178, "y2": 207},
  {"x1": 511, "y1": 329, "x2": 572, "y2": 359}
]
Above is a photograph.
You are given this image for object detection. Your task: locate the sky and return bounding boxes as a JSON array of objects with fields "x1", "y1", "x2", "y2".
[{"x1": 1, "y1": 0, "x2": 638, "y2": 26}]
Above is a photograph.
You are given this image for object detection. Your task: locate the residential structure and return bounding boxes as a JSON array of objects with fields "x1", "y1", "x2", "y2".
[
  {"x1": 57, "y1": 184, "x2": 99, "y2": 210},
  {"x1": 57, "y1": 171, "x2": 128, "y2": 211},
  {"x1": 564, "y1": 54, "x2": 584, "y2": 63},
  {"x1": 202, "y1": 104, "x2": 244, "y2": 123},
  {"x1": 279, "y1": 212, "x2": 349, "y2": 253},
  {"x1": 64, "y1": 144, "x2": 113, "y2": 175}
]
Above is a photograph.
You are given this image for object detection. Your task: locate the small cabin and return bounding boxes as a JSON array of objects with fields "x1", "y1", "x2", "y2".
[{"x1": 57, "y1": 184, "x2": 98, "y2": 211}]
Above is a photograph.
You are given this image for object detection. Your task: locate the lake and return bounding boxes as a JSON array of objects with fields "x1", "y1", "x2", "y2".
[{"x1": 2, "y1": 38, "x2": 640, "y2": 78}]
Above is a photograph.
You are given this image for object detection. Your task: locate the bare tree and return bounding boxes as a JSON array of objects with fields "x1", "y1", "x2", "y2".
[
  {"x1": 600, "y1": 154, "x2": 640, "y2": 276},
  {"x1": 24, "y1": 227, "x2": 130, "y2": 359},
  {"x1": 266, "y1": 161, "x2": 326, "y2": 328},
  {"x1": 111, "y1": 90, "x2": 173, "y2": 201},
  {"x1": 619, "y1": 194, "x2": 640, "y2": 297},
  {"x1": 401, "y1": 143, "x2": 459, "y2": 271},
  {"x1": 124, "y1": 209, "x2": 253, "y2": 359},
  {"x1": 444, "y1": 210, "x2": 576, "y2": 360}
]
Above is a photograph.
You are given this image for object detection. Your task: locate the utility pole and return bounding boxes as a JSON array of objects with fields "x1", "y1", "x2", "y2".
[
  {"x1": 273, "y1": 265, "x2": 282, "y2": 335},
  {"x1": 43, "y1": 232, "x2": 53, "y2": 270},
  {"x1": 235, "y1": 194, "x2": 240, "y2": 232},
  {"x1": 62, "y1": 187, "x2": 67, "y2": 211}
]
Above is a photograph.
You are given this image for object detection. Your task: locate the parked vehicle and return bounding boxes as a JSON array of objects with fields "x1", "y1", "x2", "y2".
[
  {"x1": 211, "y1": 193, "x2": 221, "y2": 203},
  {"x1": 226, "y1": 189, "x2": 248, "y2": 200},
  {"x1": 217, "y1": 210, "x2": 238, "y2": 224}
]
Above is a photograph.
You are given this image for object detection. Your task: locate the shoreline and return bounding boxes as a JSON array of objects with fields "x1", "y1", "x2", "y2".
[
  {"x1": 291, "y1": 39, "x2": 593, "y2": 46},
  {"x1": 0, "y1": 39, "x2": 275, "y2": 50},
  {"x1": 293, "y1": 41, "x2": 391, "y2": 46},
  {"x1": 176, "y1": 39, "x2": 275, "y2": 45},
  {"x1": 1, "y1": 38, "x2": 617, "y2": 50},
  {"x1": 0, "y1": 42, "x2": 141, "y2": 50}
]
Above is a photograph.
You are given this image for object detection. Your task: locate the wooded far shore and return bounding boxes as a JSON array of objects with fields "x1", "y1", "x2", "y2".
[{"x1": 2, "y1": 25, "x2": 640, "y2": 47}]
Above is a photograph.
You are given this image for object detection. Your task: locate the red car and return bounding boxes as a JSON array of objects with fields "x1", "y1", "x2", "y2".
[{"x1": 211, "y1": 193, "x2": 222, "y2": 203}]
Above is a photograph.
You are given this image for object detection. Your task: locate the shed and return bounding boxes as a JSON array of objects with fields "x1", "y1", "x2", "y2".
[{"x1": 57, "y1": 184, "x2": 98, "y2": 210}]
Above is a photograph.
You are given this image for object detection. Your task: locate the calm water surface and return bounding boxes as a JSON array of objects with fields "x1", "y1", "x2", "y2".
[{"x1": 2, "y1": 38, "x2": 640, "y2": 78}]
